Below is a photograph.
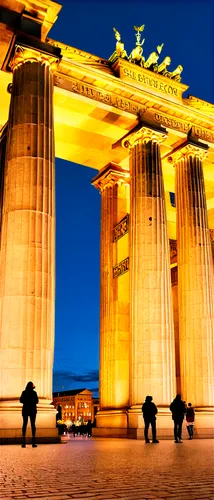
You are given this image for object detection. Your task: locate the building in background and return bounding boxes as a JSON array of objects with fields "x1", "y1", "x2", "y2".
[{"x1": 53, "y1": 389, "x2": 99, "y2": 425}]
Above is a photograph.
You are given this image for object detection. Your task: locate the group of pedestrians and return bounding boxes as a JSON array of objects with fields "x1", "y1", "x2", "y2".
[
  {"x1": 142, "y1": 394, "x2": 195, "y2": 443},
  {"x1": 19, "y1": 382, "x2": 195, "y2": 447}
]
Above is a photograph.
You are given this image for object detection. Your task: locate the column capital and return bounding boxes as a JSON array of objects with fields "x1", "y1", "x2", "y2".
[
  {"x1": 91, "y1": 163, "x2": 130, "y2": 193},
  {"x1": 166, "y1": 140, "x2": 209, "y2": 165},
  {"x1": 10, "y1": 44, "x2": 60, "y2": 72},
  {"x1": 122, "y1": 124, "x2": 167, "y2": 150}
]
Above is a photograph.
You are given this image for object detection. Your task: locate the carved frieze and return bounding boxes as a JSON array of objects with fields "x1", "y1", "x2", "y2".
[
  {"x1": 154, "y1": 112, "x2": 214, "y2": 143},
  {"x1": 54, "y1": 74, "x2": 214, "y2": 145},
  {"x1": 113, "y1": 257, "x2": 129, "y2": 278},
  {"x1": 54, "y1": 74, "x2": 141, "y2": 115},
  {"x1": 113, "y1": 214, "x2": 129, "y2": 242},
  {"x1": 112, "y1": 59, "x2": 188, "y2": 102}
]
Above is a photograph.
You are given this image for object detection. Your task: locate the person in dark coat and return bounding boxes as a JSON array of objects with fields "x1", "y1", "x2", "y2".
[
  {"x1": 186, "y1": 403, "x2": 195, "y2": 439},
  {"x1": 20, "y1": 381, "x2": 39, "y2": 448},
  {"x1": 142, "y1": 395, "x2": 159, "y2": 443},
  {"x1": 170, "y1": 394, "x2": 186, "y2": 443},
  {"x1": 87, "y1": 419, "x2": 92, "y2": 437}
]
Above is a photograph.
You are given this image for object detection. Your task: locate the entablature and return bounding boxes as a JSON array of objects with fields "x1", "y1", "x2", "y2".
[{"x1": 50, "y1": 49, "x2": 214, "y2": 145}]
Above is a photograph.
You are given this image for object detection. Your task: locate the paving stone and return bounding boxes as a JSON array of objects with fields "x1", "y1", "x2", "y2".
[{"x1": 0, "y1": 438, "x2": 214, "y2": 500}]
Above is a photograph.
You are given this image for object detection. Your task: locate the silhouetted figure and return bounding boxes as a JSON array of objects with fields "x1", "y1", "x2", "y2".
[
  {"x1": 56, "y1": 404, "x2": 62, "y2": 424},
  {"x1": 20, "y1": 381, "x2": 38, "y2": 448},
  {"x1": 142, "y1": 396, "x2": 159, "y2": 443},
  {"x1": 87, "y1": 420, "x2": 92, "y2": 437},
  {"x1": 186, "y1": 403, "x2": 195, "y2": 439},
  {"x1": 170, "y1": 394, "x2": 186, "y2": 443},
  {"x1": 79, "y1": 424, "x2": 84, "y2": 435},
  {"x1": 56, "y1": 404, "x2": 63, "y2": 435},
  {"x1": 71, "y1": 423, "x2": 76, "y2": 437}
]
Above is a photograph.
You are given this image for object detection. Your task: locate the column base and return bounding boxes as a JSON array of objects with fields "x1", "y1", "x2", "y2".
[
  {"x1": 94, "y1": 406, "x2": 214, "y2": 439},
  {"x1": 93, "y1": 409, "x2": 128, "y2": 437},
  {"x1": 0, "y1": 399, "x2": 60, "y2": 444},
  {"x1": 193, "y1": 407, "x2": 214, "y2": 439},
  {"x1": 128, "y1": 405, "x2": 174, "y2": 439},
  {"x1": 93, "y1": 428, "x2": 128, "y2": 438}
]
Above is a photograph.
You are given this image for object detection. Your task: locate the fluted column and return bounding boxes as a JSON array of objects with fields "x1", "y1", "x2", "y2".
[
  {"x1": 123, "y1": 126, "x2": 176, "y2": 408},
  {"x1": 0, "y1": 46, "x2": 58, "y2": 434},
  {"x1": 92, "y1": 164, "x2": 130, "y2": 429},
  {"x1": 174, "y1": 142, "x2": 214, "y2": 407},
  {"x1": 0, "y1": 125, "x2": 7, "y2": 240},
  {"x1": 210, "y1": 230, "x2": 214, "y2": 265}
]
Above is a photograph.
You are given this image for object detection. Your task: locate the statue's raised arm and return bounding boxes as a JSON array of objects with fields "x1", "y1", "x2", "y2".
[{"x1": 144, "y1": 43, "x2": 164, "y2": 70}]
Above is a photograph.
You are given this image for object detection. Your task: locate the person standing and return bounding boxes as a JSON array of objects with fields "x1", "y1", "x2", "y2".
[
  {"x1": 87, "y1": 419, "x2": 92, "y2": 437},
  {"x1": 142, "y1": 396, "x2": 159, "y2": 443},
  {"x1": 20, "y1": 381, "x2": 39, "y2": 448},
  {"x1": 186, "y1": 403, "x2": 195, "y2": 439},
  {"x1": 170, "y1": 394, "x2": 186, "y2": 443}
]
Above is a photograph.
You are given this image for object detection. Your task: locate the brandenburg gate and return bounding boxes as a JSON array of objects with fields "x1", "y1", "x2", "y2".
[{"x1": 0, "y1": 0, "x2": 213, "y2": 442}]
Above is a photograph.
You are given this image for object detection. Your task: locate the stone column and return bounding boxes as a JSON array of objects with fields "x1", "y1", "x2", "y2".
[
  {"x1": 0, "y1": 46, "x2": 58, "y2": 441},
  {"x1": 0, "y1": 125, "x2": 7, "y2": 240},
  {"x1": 173, "y1": 142, "x2": 214, "y2": 408},
  {"x1": 170, "y1": 241, "x2": 180, "y2": 394},
  {"x1": 210, "y1": 229, "x2": 214, "y2": 265},
  {"x1": 92, "y1": 164, "x2": 130, "y2": 434},
  {"x1": 122, "y1": 125, "x2": 176, "y2": 435}
]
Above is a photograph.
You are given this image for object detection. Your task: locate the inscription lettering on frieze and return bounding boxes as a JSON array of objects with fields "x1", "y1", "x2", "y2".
[
  {"x1": 155, "y1": 113, "x2": 214, "y2": 143},
  {"x1": 113, "y1": 214, "x2": 129, "y2": 242},
  {"x1": 122, "y1": 67, "x2": 179, "y2": 98},
  {"x1": 155, "y1": 113, "x2": 190, "y2": 133},
  {"x1": 113, "y1": 257, "x2": 129, "y2": 278},
  {"x1": 54, "y1": 76, "x2": 214, "y2": 143},
  {"x1": 55, "y1": 76, "x2": 140, "y2": 115},
  {"x1": 192, "y1": 126, "x2": 214, "y2": 144}
]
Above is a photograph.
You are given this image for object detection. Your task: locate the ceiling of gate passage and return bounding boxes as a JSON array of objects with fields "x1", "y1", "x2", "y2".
[{"x1": 1, "y1": 67, "x2": 214, "y2": 237}]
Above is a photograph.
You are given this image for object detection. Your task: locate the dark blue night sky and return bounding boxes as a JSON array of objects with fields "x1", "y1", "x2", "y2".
[{"x1": 51, "y1": 0, "x2": 214, "y2": 395}]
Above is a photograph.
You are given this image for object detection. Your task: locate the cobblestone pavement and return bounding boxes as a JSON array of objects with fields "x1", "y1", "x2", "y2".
[{"x1": 0, "y1": 438, "x2": 214, "y2": 500}]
